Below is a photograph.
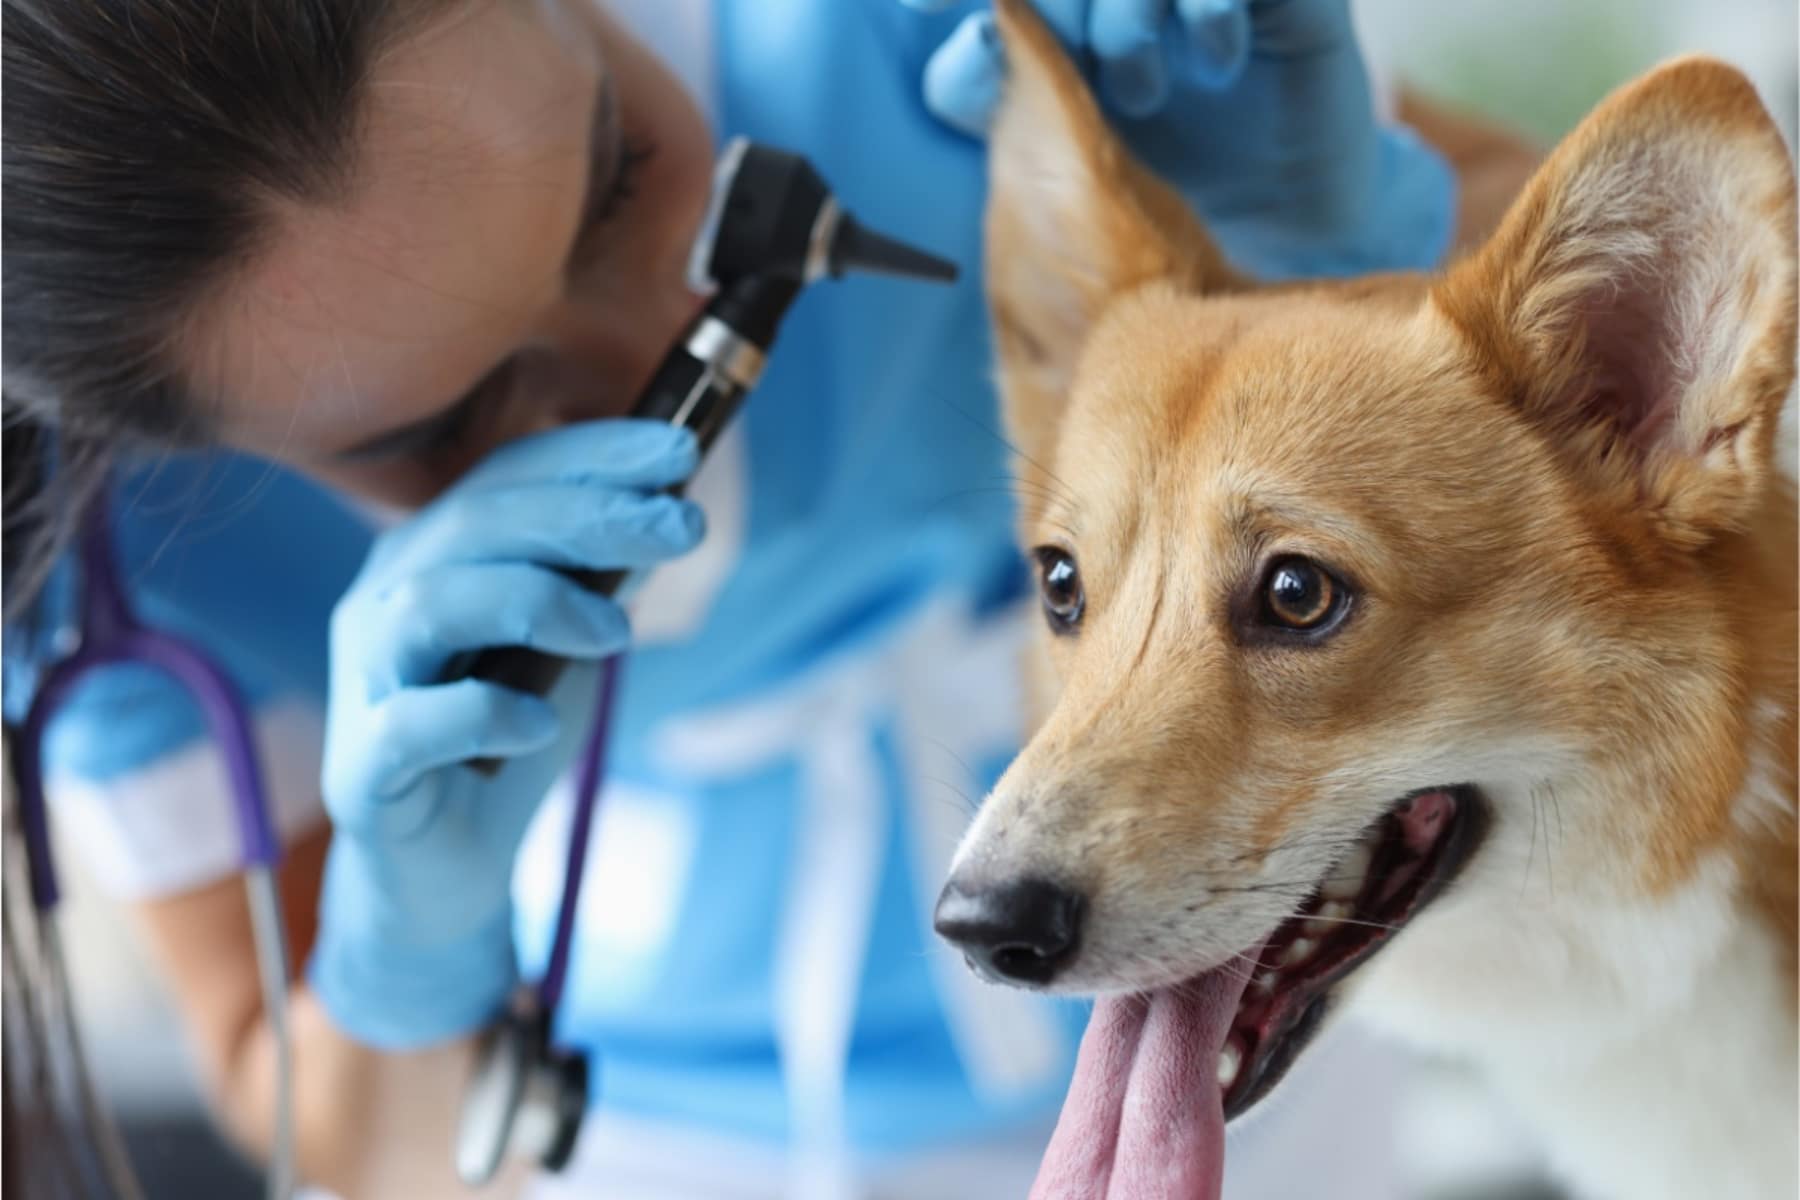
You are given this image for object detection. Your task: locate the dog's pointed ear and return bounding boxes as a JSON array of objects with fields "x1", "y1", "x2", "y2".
[
  {"x1": 1435, "y1": 57, "x2": 1797, "y2": 549},
  {"x1": 984, "y1": 0, "x2": 1241, "y2": 477}
]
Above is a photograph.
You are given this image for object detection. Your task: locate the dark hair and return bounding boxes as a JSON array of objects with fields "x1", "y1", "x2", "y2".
[
  {"x1": 2, "y1": 0, "x2": 444, "y2": 619},
  {"x1": 2, "y1": 5, "x2": 450, "y2": 1193}
]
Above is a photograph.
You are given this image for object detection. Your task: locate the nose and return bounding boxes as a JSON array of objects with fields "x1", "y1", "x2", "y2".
[{"x1": 933, "y1": 876, "x2": 1085, "y2": 985}]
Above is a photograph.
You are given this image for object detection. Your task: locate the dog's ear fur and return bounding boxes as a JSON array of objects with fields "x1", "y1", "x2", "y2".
[
  {"x1": 1435, "y1": 57, "x2": 1797, "y2": 550},
  {"x1": 984, "y1": 0, "x2": 1241, "y2": 480}
]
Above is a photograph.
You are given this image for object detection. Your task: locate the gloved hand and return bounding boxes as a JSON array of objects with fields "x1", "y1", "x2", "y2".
[
  {"x1": 308, "y1": 421, "x2": 703, "y2": 1049},
  {"x1": 900, "y1": 0, "x2": 1456, "y2": 279}
]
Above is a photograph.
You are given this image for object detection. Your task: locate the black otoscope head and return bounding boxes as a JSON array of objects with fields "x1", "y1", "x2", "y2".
[
  {"x1": 689, "y1": 139, "x2": 957, "y2": 321},
  {"x1": 451, "y1": 139, "x2": 958, "y2": 767}
]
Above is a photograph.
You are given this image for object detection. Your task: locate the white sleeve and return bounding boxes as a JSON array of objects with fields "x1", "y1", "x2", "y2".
[{"x1": 46, "y1": 698, "x2": 329, "y2": 900}]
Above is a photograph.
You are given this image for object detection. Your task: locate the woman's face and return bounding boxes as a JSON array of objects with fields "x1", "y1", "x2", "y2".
[{"x1": 186, "y1": 0, "x2": 715, "y2": 508}]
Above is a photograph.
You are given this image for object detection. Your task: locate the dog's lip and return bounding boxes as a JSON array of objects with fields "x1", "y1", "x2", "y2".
[{"x1": 1220, "y1": 785, "x2": 1490, "y2": 1121}]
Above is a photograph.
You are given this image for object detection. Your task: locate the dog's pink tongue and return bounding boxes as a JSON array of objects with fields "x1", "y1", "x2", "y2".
[{"x1": 1029, "y1": 967, "x2": 1250, "y2": 1200}]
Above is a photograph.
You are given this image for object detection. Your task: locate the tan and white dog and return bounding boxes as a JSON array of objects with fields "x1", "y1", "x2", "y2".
[{"x1": 933, "y1": 4, "x2": 1798, "y2": 1198}]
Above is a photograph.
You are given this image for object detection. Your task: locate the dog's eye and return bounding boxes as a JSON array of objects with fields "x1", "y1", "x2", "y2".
[
  {"x1": 1259, "y1": 557, "x2": 1348, "y2": 633},
  {"x1": 1033, "y1": 546, "x2": 1084, "y2": 634}
]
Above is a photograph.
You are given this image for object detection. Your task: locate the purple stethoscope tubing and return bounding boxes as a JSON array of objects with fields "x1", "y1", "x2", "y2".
[
  {"x1": 14, "y1": 497, "x2": 612, "y2": 1014},
  {"x1": 9, "y1": 496, "x2": 296, "y2": 1200},
  {"x1": 540, "y1": 657, "x2": 618, "y2": 1020},
  {"x1": 13, "y1": 503, "x2": 282, "y2": 911}
]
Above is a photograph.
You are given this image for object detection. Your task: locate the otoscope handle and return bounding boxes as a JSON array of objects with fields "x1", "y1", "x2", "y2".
[
  {"x1": 454, "y1": 283, "x2": 789, "y2": 774},
  {"x1": 454, "y1": 564, "x2": 633, "y2": 726}
]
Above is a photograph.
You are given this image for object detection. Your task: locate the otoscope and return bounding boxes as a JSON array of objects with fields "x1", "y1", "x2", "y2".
[
  {"x1": 449, "y1": 141, "x2": 957, "y2": 1188},
  {"x1": 451, "y1": 138, "x2": 957, "y2": 773}
]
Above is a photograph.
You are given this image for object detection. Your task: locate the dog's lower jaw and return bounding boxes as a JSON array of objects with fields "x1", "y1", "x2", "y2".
[{"x1": 1350, "y1": 847, "x2": 1797, "y2": 1200}]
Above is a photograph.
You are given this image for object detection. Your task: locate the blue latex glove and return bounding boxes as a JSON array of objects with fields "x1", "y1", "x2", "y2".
[
  {"x1": 309, "y1": 421, "x2": 703, "y2": 1049},
  {"x1": 900, "y1": 0, "x2": 1455, "y2": 279}
]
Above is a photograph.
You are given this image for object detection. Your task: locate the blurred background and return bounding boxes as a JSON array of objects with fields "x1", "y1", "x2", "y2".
[
  {"x1": 31, "y1": 1, "x2": 1799, "y2": 1197},
  {"x1": 1363, "y1": 0, "x2": 1796, "y2": 148}
]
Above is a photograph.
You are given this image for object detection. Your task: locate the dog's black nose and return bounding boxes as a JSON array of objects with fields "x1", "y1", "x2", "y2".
[{"x1": 933, "y1": 876, "x2": 1084, "y2": 985}]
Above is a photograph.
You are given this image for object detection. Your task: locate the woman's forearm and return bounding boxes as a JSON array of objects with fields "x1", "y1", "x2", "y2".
[
  {"x1": 131, "y1": 823, "x2": 526, "y2": 1198},
  {"x1": 220, "y1": 989, "x2": 525, "y2": 1199}
]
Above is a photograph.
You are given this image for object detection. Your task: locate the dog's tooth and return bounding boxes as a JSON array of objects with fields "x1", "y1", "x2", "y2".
[
  {"x1": 1281, "y1": 938, "x2": 1315, "y2": 967},
  {"x1": 1304, "y1": 899, "x2": 1353, "y2": 937},
  {"x1": 1217, "y1": 1042, "x2": 1242, "y2": 1090},
  {"x1": 1322, "y1": 844, "x2": 1374, "y2": 900},
  {"x1": 1252, "y1": 970, "x2": 1279, "y2": 993}
]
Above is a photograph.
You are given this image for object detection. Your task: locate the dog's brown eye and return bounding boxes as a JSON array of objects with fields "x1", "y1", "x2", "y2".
[
  {"x1": 1033, "y1": 546, "x2": 1084, "y2": 634},
  {"x1": 1260, "y1": 557, "x2": 1345, "y2": 632}
]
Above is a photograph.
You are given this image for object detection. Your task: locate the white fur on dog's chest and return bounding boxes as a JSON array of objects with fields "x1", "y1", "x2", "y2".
[{"x1": 1351, "y1": 844, "x2": 1796, "y2": 1200}]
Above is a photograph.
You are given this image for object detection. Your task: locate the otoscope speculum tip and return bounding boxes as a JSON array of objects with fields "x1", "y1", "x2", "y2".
[
  {"x1": 687, "y1": 137, "x2": 958, "y2": 293},
  {"x1": 829, "y1": 215, "x2": 958, "y2": 283}
]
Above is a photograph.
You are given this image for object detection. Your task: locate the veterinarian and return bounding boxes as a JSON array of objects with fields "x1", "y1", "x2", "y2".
[{"x1": 2, "y1": 0, "x2": 1455, "y2": 1196}]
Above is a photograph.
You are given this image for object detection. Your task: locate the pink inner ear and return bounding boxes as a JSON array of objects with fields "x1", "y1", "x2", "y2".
[{"x1": 1570, "y1": 258, "x2": 1690, "y2": 456}]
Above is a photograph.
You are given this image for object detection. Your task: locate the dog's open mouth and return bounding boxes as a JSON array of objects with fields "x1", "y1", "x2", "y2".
[
  {"x1": 1030, "y1": 787, "x2": 1487, "y2": 1200},
  {"x1": 1220, "y1": 785, "x2": 1488, "y2": 1117}
]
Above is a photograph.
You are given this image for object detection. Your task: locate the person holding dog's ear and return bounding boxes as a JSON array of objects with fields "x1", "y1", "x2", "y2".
[{"x1": 3, "y1": 0, "x2": 1453, "y2": 1195}]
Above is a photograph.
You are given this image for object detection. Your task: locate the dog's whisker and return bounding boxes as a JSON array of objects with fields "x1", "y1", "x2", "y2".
[
  {"x1": 917, "y1": 773, "x2": 982, "y2": 818},
  {"x1": 1543, "y1": 781, "x2": 1565, "y2": 900},
  {"x1": 939, "y1": 396, "x2": 1081, "y2": 507},
  {"x1": 1221, "y1": 833, "x2": 1375, "y2": 865}
]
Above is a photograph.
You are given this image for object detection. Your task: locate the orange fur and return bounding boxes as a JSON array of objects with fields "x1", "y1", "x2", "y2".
[{"x1": 960, "y1": 1, "x2": 1799, "y2": 1190}]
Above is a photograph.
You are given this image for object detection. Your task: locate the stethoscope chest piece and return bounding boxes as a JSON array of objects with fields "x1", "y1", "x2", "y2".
[{"x1": 455, "y1": 1001, "x2": 589, "y2": 1186}]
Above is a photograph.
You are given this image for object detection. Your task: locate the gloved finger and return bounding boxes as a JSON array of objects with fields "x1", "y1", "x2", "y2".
[
  {"x1": 1174, "y1": 0, "x2": 1249, "y2": 89},
  {"x1": 1090, "y1": 0, "x2": 1172, "y2": 116},
  {"x1": 896, "y1": 0, "x2": 963, "y2": 11},
  {"x1": 456, "y1": 420, "x2": 699, "y2": 495},
  {"x1": 922, "y1": 11, "x2": 1007, "y2": 138},
  {"x1": 406, "y1": 486, "x2": 704, "y2": 574},
  {"x1": 1238, "y1": 0, "x2": 1352, "y2": 59},
  {"x1": 327, "y1": 681, "x2": 560, "y2": 818},
  {"x1": 360, "y1": 562, "x2": 632, "y2": 689}
]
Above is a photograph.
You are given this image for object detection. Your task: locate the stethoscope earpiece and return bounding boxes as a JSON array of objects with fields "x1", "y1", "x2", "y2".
[{"x1": 455, "y1": 1000, "x2": 590, "y2": 1187}]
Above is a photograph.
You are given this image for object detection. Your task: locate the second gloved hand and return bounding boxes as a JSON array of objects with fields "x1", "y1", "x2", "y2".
[
  {"x1": 309, "y1": 420, "x2": 703, "y2": 1050},
  {"x1": 904, "y1": 0, "x2": 1456, "y2": 279}
]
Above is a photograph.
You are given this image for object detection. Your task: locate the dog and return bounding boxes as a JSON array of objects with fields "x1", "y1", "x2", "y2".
[{"x1": 932, "y1": 4, "x2": 1798, "y2": 1198}]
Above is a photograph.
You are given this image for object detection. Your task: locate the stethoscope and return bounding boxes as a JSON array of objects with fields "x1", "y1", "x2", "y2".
[
  {"x1": 5, "y1": 138, "x2": 956, "y2": 1195},
  {"x1": 7, "y1": 498, "x2": 297, "y2": 1200},
  {"x1": 452, "y1": 657, "x2": 620, "y2": 1183}
]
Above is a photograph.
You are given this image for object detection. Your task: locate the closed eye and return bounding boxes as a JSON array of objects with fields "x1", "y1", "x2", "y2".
[{"x1": 336, "y1": 357, "x2": 518, "y2": 464}]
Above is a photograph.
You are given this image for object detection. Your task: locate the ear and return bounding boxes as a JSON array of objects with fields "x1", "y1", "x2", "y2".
[
  {"x1": 984, "y1": 0, "x2": 1243, "y2": 482},
  {"x1": 1435, "y1": 57, "x2": 1797, "y2": 549}
]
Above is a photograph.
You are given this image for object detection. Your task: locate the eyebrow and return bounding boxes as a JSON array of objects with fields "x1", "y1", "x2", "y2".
[{"x1": 334, "y1": 72, "x2": 623, "y2": 462}]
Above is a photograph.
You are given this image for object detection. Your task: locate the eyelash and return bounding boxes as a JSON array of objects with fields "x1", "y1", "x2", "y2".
[
  {"x1": 598, "y1": 139, "x2": 655, "y2": 224},
  {"x1": 418, "y1": 359, "x2": 517, "y2": 458}
]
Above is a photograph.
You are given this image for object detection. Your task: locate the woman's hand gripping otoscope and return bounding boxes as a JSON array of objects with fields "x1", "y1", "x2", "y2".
[
  {"x1": 311, "y1": 139, "x2": 956, "y2": 1050},
  {"x1": 311, "y1": 420, "x2": 704, "y2": 1049},
  {"x1": 450, "y1": 139, "x2": 957, "y2": 770}
]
